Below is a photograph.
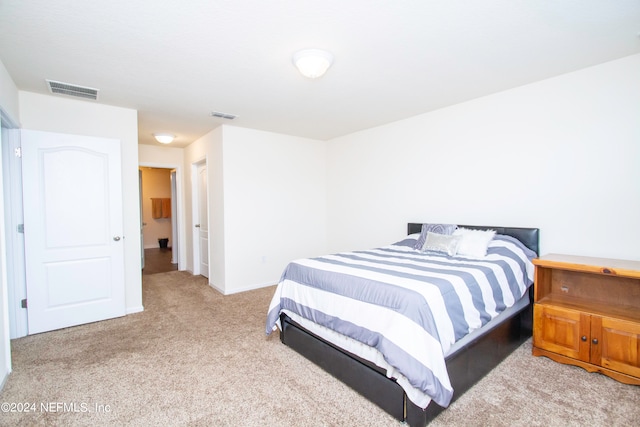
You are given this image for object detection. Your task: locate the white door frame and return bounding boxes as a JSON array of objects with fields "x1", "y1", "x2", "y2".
[
  {"x1": 139, "y1": 162, "x2": 186, "y2": 271},
  {"x1": 139, "y1": 170, "x2": 144, "y2": 270},
  {"x1": 0, "y1": 113, "x2": 20, "y2": 379},
  {"x1": 170, "y1": 170, "x2": 178, "y2": 265},
  {"x1": 1, "y1": 127, "x2": 27, "y2": 338}
]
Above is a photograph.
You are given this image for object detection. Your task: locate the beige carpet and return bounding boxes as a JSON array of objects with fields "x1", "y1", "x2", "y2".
[{"x1": 1, "y1": 271, "x2": 637, "y2": 426}]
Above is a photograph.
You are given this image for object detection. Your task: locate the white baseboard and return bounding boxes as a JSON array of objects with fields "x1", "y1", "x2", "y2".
[
  {"x1": 0, "y1": 371, "x2": 9, "y2": 392},
  {"x1": 126, "y1": 305, "x2": 144, "y2": 315},
  {"x1": 208, "y1": 282, "x2": 224, "y2": 295},
  {"x1": 217, "y1": 281, "x2": 277, "y2": 296}
]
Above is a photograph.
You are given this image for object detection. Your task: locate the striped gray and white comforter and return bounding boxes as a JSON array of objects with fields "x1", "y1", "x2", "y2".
[{"x1": 265, "y1": 234, "x2": 535, "y2": 408}]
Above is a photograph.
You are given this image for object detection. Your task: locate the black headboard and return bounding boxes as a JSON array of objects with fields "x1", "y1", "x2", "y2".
[{"x1": 408, "y1": 223, "x2": 540, "y2": 256}]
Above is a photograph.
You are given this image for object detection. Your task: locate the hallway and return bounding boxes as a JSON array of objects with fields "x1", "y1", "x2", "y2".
[{"x1": 142, "y1": 248, "x2": 177, "y2": 275}]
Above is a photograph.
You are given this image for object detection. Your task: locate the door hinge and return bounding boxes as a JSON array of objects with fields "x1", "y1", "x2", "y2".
[
  {"x1": 14, "y1": 147, "x2": 22, "y2": 158},
  {"x1": 17, "y1": 224, "x2": 24, "y2": 233},
  {"x1": 21, "y1": 299, "x2": 27, "y2": 309}
]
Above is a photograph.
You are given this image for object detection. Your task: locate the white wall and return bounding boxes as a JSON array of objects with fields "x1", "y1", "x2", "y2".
[
  {"x1": 18, "y1": 91, "x2": 143, "y2": 313},
  {"x1": 222, "y1": 126, "x2": 327, "y2": 293},
  {"x1": 183, "y1": 125, "x2": 327, "y2": 294},
  {"x1": 327, "y1": 54, "x2": 640, "y2": 260},
  {"x1": 139, "y1": 143, "x2": 185, "y2": 164}
]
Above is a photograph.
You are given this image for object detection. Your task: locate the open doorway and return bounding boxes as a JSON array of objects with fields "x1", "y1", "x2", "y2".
[{"x1": 139, "y1": 166, "x2": 178, "y2": 275}]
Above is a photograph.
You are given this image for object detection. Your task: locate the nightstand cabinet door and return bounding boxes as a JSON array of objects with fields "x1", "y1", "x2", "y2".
[
  {"x1": 594, "y1": 316, "x2": 640, "y2": 378},
  {"x1": 533, "y1": 304, "x2": 590, "y2": 361}
]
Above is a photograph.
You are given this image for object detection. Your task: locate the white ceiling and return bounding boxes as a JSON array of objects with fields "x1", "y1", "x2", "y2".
[{"x1": 1, "y1": 1, "x2": 639, "y2": 148}]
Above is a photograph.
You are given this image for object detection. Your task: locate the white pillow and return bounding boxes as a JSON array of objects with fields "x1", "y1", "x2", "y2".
[
  {"x1": 421, "y1": 232, "x2": 462, "y2": 256},
  {"x1": 453, "y1": 228, "x2": 496, "y2": 258}
]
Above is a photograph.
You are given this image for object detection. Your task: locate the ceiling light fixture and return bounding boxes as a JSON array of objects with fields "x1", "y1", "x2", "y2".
[
  {"x1": 153, "y1": 133, "x2": 175, "y2": 144},
  {"x1": 292, "y1": 49, "x2": 333, "y2": 79}
]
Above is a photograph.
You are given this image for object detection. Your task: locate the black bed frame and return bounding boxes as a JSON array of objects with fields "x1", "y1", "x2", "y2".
[{"x1": 279, "y1": 224, "x2": 539, "y2": 426}]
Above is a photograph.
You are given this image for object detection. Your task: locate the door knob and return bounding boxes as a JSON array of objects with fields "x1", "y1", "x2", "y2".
[
  {"x1": 195, "y1": 224, "x2": 200, "y2": 228},
  {"x1": 113, "y1": 236, "x2": 121, "y2": 241}
]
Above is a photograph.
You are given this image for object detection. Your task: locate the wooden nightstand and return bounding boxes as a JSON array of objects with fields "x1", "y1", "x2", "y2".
[{"x1": 532, "y1": 254, "x2": 640, "y2": 384}]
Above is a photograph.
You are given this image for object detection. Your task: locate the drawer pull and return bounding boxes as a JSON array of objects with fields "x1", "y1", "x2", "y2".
[
  {"x1": 592, "y1": 338, "x2": 599, "y2": 345},
  {"x1": 601, "y1": 268, "x2": 614, "y2": 275},
  {"x1": 581, "y1": 336, "x2": 587, "y2": 342}
]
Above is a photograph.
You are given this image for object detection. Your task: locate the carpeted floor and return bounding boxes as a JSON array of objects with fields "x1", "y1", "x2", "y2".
[{"x1": 0, "y1": 271, "x2": 637, "y2": 426}]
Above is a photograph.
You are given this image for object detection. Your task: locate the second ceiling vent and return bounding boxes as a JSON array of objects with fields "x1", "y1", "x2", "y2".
[{"x1": 210, "y1": 111, "x2": 237, "y2": 120}]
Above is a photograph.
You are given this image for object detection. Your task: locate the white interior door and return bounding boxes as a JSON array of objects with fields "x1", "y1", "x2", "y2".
[
  {"x1": 21, "y1": 130, "x2": 126, "y2": 334},
  {"x1": 197, "y1": 162, "x2": 209, "y2": 278}
]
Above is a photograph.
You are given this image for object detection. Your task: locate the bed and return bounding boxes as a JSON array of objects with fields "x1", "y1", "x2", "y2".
[{"x1": 266, "y1": 223, "x2": 539, "y2": 426}]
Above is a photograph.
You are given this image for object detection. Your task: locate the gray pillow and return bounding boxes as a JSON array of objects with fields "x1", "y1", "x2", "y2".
[
  {"x1": 421, "y1": 232, "x2": 462, "y2": 256},
  {"x1": 413, "y1": 223, "x2": 458, "y2": 250}
]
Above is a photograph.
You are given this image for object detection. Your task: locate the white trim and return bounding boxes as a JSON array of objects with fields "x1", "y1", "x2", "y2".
[
  {"x1": 0, "y1": 125, "x2": 14, "y2": 380},
  {"x1": 170, "y1": 170, "x2": 178, "y2": 264},
  {"x1": 0, "y1": 107, "x2": 19, "y2": 130},
  {"x1": 126, "y1": 305, "x2": 144, "y2": 315},
  {"x1": 2, "y1": 129, "x2": 27, "y2": 339},
  {"x1": 0, "y1": 371, "x2": 9, "y2": 391},
  {"x1": 214, "y1": 280, "x2": 277, "y2": 296}
]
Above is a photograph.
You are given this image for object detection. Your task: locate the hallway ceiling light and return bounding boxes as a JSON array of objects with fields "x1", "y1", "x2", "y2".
[
  {"x1": 153, "y1": 133, "x2": 175, "y2": 144},
  {"x1": 292, "y1": 49, "x2": 333, "y2": 79}
]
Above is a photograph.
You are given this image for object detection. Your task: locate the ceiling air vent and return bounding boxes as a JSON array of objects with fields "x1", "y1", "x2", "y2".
[
  {"x1": 210, "y1": 111, "x2": 237, "y2": 120},
  {"x1": 46, "y1": 80, "x2": 99, "y2": 100}
]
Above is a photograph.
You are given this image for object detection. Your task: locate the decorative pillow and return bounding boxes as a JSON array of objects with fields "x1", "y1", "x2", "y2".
[
  {"x1": 393, "y1": 233, "x2": 422, "y2": 248},
  {"x1": 421, "y1": 232, "x2": 462, "y2": 256},
  {"x1": 413, "y1": 223, "x2": 458, "y2": 250},
  {"x1": 453, "y1": 228, "x2": 496, "y2": 258}
]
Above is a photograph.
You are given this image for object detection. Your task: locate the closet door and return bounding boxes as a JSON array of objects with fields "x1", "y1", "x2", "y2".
[{"x1": 196, "y1": 162, "x2": 209, "y2": 278}]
